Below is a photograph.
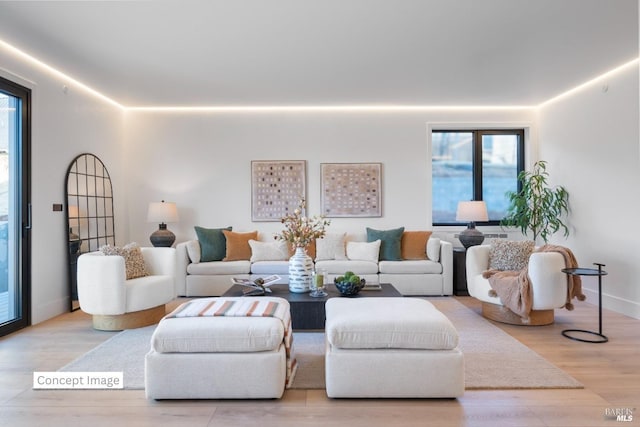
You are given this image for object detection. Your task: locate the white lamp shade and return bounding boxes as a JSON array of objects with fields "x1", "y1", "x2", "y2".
[
  {"x1": 456, "y1": 201, "x2": 488, "y2": 222},
  {"x1": 147, "y1": 201, "x2": 179, "y2": 223}
]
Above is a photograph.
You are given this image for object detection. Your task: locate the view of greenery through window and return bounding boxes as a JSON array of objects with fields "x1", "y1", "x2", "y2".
[{"x1": 432, "y1": 130, "x2": 523, "y2": 224}]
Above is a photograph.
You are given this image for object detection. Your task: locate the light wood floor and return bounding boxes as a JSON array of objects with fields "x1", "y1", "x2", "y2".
[{"x1": 0, "y1": 296, "x2": 638, "y2": 427}]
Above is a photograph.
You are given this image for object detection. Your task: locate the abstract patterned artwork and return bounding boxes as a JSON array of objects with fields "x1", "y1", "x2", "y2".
[
  {"x1": 321, "y1": 163, "x2": 382, "y2": 217},
  {"x1": 251, "y1": 160, "x2": 306, "y2": 221}
]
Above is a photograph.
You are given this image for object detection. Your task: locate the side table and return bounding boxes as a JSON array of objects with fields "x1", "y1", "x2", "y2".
[
  {"x1": 561, "y1": 263, "x2": 608, "y2": 343},
  {"x1": 453, "y1": 247, "x2": 469, "y2": 296}
]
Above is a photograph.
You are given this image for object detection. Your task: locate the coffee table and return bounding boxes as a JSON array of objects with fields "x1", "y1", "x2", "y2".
[{"x1": 222, "y1": 283, "x2": 402, "y2": 330}]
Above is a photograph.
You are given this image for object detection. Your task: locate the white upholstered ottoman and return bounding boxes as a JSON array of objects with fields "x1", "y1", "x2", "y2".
[
  {"x1": 325, "y1": 297, "x2": 464, "y2": 398},
  {"x1": 145, "y1": 297, "x2": 294, "y2": 400}
]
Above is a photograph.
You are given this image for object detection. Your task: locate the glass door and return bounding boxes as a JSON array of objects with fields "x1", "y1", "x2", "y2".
[{"x1": 0, "y1": 76, "x2": 31, "y2": 337}]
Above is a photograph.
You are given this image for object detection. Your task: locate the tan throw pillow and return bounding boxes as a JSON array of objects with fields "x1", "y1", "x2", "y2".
[
  {"x1": 489, "y1": 239, "x2": 535, "y2": 271},
  {"x1": 287, "y1": 240, "x2": 316, "y2": 260},
  {"x1": 222, "y1": 230, "x2": 258, "y2": 261},
  {"x1": 401, "y1": 231, "x2": 432, "y2": 260},
  {"x1": 100, "y1": 242, "x2": 148, "y2": 280}
]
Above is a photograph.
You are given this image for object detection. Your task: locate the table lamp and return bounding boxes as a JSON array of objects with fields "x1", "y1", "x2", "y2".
[
  {"x1": 147, "y1": 200, "x2": 179, "y2": 247},
  {"x1": 456, "y1": 201, "x2": 488, "y2": 249}
]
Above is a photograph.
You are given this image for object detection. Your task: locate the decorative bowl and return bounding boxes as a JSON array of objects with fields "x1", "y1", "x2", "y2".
[{"x1": 334, "y1": 278, "x2": 366, "y2": 297}]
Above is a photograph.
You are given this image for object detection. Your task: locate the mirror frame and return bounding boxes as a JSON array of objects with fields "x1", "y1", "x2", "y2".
[{"x1": 65, "y1": 153, "x2": 115, "y2": 311}]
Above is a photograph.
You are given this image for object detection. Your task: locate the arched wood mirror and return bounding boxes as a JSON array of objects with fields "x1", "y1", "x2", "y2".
[{"x1": 65, "y1": 153, "x2": 115, "y2": 311}]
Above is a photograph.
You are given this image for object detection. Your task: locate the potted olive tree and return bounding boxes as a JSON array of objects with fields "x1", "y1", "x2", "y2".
[{"x1": 501, "y1": 160, "x2": 570, "y2": 243}]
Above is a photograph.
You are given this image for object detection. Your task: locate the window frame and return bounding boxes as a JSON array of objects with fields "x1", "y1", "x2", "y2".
[
  {"x1": 0, "y1": 74, "x2": 32, "y2": 337},
  {"x1": 432, "y1": 128, "x2": 525, "y2": 227}
]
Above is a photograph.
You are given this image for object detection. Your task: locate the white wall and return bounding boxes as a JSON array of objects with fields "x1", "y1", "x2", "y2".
[
  {"x1": 3, "y1": 46, "x2": 635, "y2": 324},
  {"x1": 0, "y1": 45, "x2": 125, "y2": 323},
  {"x1": 537, "y1": 63, "x2": 640, "y2": 319},
  {"x1": 5, "y1": 44, "x2": 635, "y2": 324},
  {"x1": 124, "y1": 110, "x2": 534, "y2": 244}
]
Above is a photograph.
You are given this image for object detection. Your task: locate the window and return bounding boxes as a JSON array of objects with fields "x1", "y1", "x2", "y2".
[
  {"x1": 0, "y1": 75, "x2": 31, "y2": 337},
  {"x1": 432, "y1": 129, "x2": 524, "y2": 225}
]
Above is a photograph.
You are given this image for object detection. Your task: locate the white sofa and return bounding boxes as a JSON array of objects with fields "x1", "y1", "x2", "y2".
[
  {"x1": 466, "y1": 244, "x2": 568, "y2": 325},
  {"x1": 176, "y1": 233, "x2": 452, "y2": 297}
]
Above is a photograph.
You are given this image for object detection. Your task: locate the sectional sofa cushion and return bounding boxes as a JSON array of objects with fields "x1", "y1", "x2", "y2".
[
  {"x1": 151, "y1": 315, "x2": 285, "y2": 353},
  {"x1": 315, "y1": 233, "x2": 347, "y2": 261},
  {"x1": 378, "y1": 259, "x2": 443, "y2": 274},
  {"x1": 100, "y1": 242, "x2": 148, "y2": 280},
  {"x1": 222, "y1": 230, "x2": 259, "y2": 261},
  {"x1": 194, "y1": 226, "x2": 232, "y2": 262},
  {"x1": 325, "y1": 298, "x2": 459, "y2": 350},
  {"x1": 401, "y1": 231, "x2": 432, "y2": 260},
  {"x1": 249, "y1": 240, "x2": 289, "y2": 262},
  {"x1": 314, "y1": 259, "x2": 379, "y2": 275},
  {"x1": 346, "y1": 240, "x2": 381, "y2": 262},
  {"x1": 250, "y1": 261, "x2": 290, "y2": 275},
  {"x1": 366, "y1": 227, "x2": 404, "y2": 261},
  {"x1": 187, "y1": 260, "x2": 251, "y2": 275}
]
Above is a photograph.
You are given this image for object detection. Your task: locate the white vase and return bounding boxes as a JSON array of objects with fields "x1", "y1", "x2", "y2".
[{"x1": 289, "y1": 246, "x2": 313, "y2": 293}]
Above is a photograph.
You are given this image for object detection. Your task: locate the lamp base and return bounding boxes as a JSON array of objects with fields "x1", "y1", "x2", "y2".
[
  {"x1": 459, "y1": 224, "x2": 485, "y2": 249},
  {"x1": 150, "y1": 223, "x2": 176, "y2": 247}
]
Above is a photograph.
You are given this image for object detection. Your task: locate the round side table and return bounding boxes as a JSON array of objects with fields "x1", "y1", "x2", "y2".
[{"x1": 561, "y1": 263, "x2": 608, "y2": 344}]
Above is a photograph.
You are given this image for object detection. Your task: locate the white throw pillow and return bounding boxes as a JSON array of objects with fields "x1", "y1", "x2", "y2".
[
  {"x1": 249, "y1": 240, "x2": 289, "y2": 262},
  {"x1": 315, "y1": 233, "x2": 347, "y2": 261},
  {"x1": 426, "y1": 237, "x2": 441, "y2": 262},
  {"x1": 185, "y1": 240, "x2": 201, "y2": 264},
  {"x1": 346, "y1": 240, "x2": 381, "y2": 262}
]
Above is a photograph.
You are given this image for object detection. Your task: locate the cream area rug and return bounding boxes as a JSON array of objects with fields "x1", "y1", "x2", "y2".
[{"x1": 60, "y1": 298, "x2": 582, "y2": 390}]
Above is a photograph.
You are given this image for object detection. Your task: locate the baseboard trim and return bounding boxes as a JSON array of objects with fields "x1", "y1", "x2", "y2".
[
  {"x1": 581, "y1": 288, "x2": 640, "y2": 320},
  {"x1": 31, "y1": 297, "x2": 69, "y2": 325}
]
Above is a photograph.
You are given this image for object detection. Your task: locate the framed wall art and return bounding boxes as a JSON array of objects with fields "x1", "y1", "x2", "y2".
[
  {"x1": 321, "y1": 162, "x2": 382, "y2": 217},
  {"x1": 251, "y1": 160, "x2": 306, "y2": 221}
]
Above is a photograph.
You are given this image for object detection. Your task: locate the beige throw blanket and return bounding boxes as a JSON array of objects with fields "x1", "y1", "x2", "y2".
[
  {"x1": 168, "y1": 298, "x2": 297, "y2": 388},
  {"x1": 483, "y1": 245, "x2": 586, "y2": 324}
]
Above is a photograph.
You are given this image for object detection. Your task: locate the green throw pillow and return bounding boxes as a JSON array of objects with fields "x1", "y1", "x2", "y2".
[
  {"x1": 366, "y1": 227, "x2": 405, "y2": 261},
  {"x1": 194, "y1": 226, "x2": 232, "y2": 262}
]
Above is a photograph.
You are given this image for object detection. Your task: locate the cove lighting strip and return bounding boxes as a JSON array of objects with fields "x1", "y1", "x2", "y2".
[
  {"x1": 125, "y1": 105, "x2": 534, "y2": 113},
  {"x1": 0, "y1": 39, "x2": 124, "y2": 110},
  {"x1": 539, "y1": 57, "x2": 639, "y2": 108},
  {"x1": 1, "y1": 38, "x2": 637, "y2": 112}
]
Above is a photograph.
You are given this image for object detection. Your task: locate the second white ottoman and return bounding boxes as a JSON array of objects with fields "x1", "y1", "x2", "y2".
[{"x1": 325, "y1": 297, "x2": 464, "y2": 398}]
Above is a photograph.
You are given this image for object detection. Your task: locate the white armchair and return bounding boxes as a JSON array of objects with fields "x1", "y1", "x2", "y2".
[
  {"x1": 466, "y1": 244, "x2": 567, "y2": 325},
  {"x1": 77, "y1": 247, "x2": 176, "y2": 330}
]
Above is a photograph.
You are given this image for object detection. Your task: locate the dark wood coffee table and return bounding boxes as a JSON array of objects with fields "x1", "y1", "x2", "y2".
[{"x1": 222, "y1": 283, "x2": 402, "y2": 330}]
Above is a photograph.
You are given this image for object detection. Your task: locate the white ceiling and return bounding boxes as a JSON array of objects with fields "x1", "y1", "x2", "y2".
[{"x1": 0, "y1": 0, "x2": 637, "y2": 107}]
